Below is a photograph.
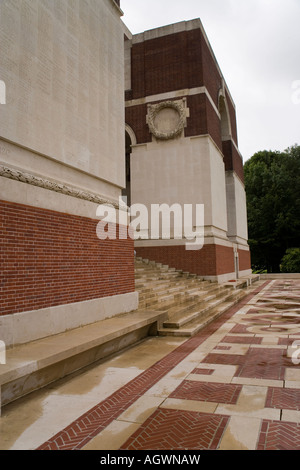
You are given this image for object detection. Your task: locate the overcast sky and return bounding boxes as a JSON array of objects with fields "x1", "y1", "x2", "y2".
[{"x1": 122, "y1": 0, "x2": 300, "y2": 161}]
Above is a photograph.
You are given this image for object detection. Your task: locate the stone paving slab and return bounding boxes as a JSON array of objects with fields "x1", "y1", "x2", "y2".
[{"x1": 1, "y1": 279, "x2": 300, "y2": 451}]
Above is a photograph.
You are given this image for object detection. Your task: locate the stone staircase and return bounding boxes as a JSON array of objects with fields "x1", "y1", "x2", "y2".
[
  {"x1": 135, "y1": 257, "x2": 260, "y2": 337},
  {"x1": 0, "y1": 257, "x2": 259, "y2": 413}
]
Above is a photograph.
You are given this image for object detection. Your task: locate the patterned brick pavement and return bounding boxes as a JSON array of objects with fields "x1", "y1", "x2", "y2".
[
  {"x1": 266, "y1": 387, "x2": 300, "y2": 411},
  {"x1": 36, "y1": 280, "x2": 300, "y2": 451},
  {"x1": 120, "y1": 409, "x2": 229, "y2": 450},
  {"x1": 258, "y1": 421, "x2": 300, "y2": 450},
  {"x1": 169, "y1": 381, "x2": 242, "y2": 405}
]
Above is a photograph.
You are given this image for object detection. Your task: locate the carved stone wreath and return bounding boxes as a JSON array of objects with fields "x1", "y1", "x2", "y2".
[{"x1": 147, "y1": 100, "x2": 187, "y2": 140}]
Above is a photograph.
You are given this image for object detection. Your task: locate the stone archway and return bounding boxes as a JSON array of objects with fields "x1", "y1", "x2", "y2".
[
  {"x1": 218, "y1": 93, "x2": 232, "y2": 141},
  {"x1": 122, "y1": 125, "x2": 136, "y2": 207}
]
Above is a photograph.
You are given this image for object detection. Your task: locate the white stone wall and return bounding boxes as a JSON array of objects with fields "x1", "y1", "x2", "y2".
[
  {"x1": 130, "y1": 135, "x2": 228, "y2": 241},
  {"x1": 0, "y1": 0, "x2": 125, "y2": 195},
  {"x1": 226, "y1": 172, "x2": 249, "y2": 244}
]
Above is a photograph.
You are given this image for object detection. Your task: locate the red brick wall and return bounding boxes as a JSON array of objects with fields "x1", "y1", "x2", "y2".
[
  {"x1": 0, "y1": 200, "x2": 135, "y2": 316},
  {"x1": 201, "y1": 35, "x2": 222, "y2": 107},
  {"x1": 130, "y1": 29, "x2": 203, "y2": 100},
  {"x1": 126, "y1": 93, "x2": 223, "y2": 149},
  {"x1": 225, "y1": 89, "x2": 238, "y2": 146},
  {"x1": 127, "y1": 24, "x2": 239, "y2": 159},
  {"x1": 126, "y1": 26, "x2": 227, "y2": 151},
  {"x1": 185, "y1": 93, "x2": 207, "y2": 138},
  {"x1": 185, "y1": 94, "x2": 222, "y2": 149},
  {"x1": 238, "y1": 248, "x2": 252, "y2": 271},
  {"x1": 129, "y1": 27, "x2": 227, "y2": 107},
  {"x1": 222, "y1": 140, "x2": 245, "y2": 184},
  {"x1": 135, "y1": 244, "x2": 235, "y2": 277},
  {"x1": 125, "y1": 103, "x2": 152, "y2": 145},
  {"x1": 131, "y1": 41, "x2": 146, "y2": 99}
]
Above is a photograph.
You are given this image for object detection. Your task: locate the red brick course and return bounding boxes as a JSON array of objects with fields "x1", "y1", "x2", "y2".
[
  {"x1": 201, "y1": 33, "x2": 222, "y2": 107},
  {"x1": 238, "y1": 248, "x2": 251, "y2": 271},
  {"x1": 0, "y1": 200, "x2": 135, "y2": 316},
  {"x1": 130, "y1": 29, "x2": 204, "y2": 100},
  {"x1": 125, "y1": 103, "x2": 152, "y2": 145},
  {"x1": 135, "y1": 244, "x2": 235, "y2": 277}
]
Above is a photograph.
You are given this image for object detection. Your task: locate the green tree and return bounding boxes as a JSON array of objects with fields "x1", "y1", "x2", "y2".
[
  {"x1": 280, "y1": 248, "x2": 300, "y2": 273},
  {"x1": 244, "y1": 144, "x2": 300, "y2": 273}
]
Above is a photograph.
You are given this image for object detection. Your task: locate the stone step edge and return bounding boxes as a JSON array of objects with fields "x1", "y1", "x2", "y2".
[
  {"x1": 0, "y1": 309, "x2": 167, "y2": 413},
  {"x1": 158, "y1": 282, "x2": 260, "y2": 337},
  {"x1": 158, "y1": 296, "x2": 243, "y2": 337},
  {"x1": 163, "y1": 289, "x2": 245, "y2": 329},
  {"x1": 135, "y1": 257, "x2": 209, "y2": 281}
]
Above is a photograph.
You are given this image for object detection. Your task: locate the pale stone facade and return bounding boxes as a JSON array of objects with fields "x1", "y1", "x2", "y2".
[
  {"x1": 0, "y1": 0, "x2": 125, "y2": 199},
  {"x1": 124, "y1": 20, "x2": 251, "y2": 282},
  {"x1": 0, "y1": 0, "x2": 138, "y2": 347},
  {"x1": 0, "y1": 3, "x2": 251, "y2": 348}
]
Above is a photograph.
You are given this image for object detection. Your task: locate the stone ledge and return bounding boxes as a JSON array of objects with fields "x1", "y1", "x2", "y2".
[
  {"x1": 0, "y1": 310, "x2": 167, "y2": 413},
  {"x1": 1, "y1": 292, "x2": 139, "y2": 348},
  {"x1": 260, "y1": 273, "x2": 300, "y2": 279}
]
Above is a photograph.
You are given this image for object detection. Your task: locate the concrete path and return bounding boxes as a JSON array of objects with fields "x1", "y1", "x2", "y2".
[{"x1": 1, "y1": 279, "x2": 300, "y2": 451}]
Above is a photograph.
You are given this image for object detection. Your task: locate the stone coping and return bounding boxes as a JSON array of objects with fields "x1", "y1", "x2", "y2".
[
  {"x1": 260, "y1": 274, "x2": 300, "y2": 279},
  {"x1": 0, "y1": 310, "x2": 167, "y2": 411}
]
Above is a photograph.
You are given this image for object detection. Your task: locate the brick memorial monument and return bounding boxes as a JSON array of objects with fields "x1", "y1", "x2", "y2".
[
  {"x1": 124, "y1": 19, "x2": 251, "y2": 283},
  {"x1": 0, "y1": 0, "x2": 138, "y2": 348},
  {"x1": 0, "y1": 1, "x2": 251, "y2": 350}
]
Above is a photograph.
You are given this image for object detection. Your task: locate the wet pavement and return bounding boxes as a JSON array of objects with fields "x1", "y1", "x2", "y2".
[{"x1": 1, "y1": 279, "x2": 300, "y2": 451}]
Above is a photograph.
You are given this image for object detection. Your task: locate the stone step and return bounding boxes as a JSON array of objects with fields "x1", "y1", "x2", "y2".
[
  {"x1": 161, "y1": 289, "x2": 229, "y2": 320},
  {"x1": 139, "y1": 285, "x2": 209, "y2": 302},
  {"x1": 138, "y1": 282, "x2": 223, "y2": 308},
  {"x1": 136, "y1": 276, "x2": 205, "y2": 288},
  {"x1": 134, "y1": 257, "x2": 260, "y2": 338},
  {"x1": 163, "y1": 289, "x2": 245, "y2": 329},
  {"x1": 0, "y1": 309, "x2": 167, "y2": 413},
  {"x1": 158, "y1": 301, "x2": 233, "y2": 337},
  {"x1": 139, "y1": 295, "x2": 178, "y2": 309},
  {"x1": 158, "y1": 289, "x2": 250, "y2": 337},
  {"x1": 136, "y1": 280, "x2": 209, "y2": 298},
  {"x1": 136, "y1": 276, "x2": 216, "y2": 292},
  {"x1": 139, "y1": 293, "x2": 194, "y2": 311}
]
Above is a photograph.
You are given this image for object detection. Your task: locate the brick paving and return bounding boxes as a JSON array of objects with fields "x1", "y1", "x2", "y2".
[
  {"x1": 36, "y1": 279, "x2": 300, "y2": 451},
  {"x1": 169, "y1": 381, "x2": 242, "y2": 405},
  {"x1": 258, "y1": 421, "x2": 300, "y2": 450},
  {"x1": 266, "y1": 387, "x2": 300, "y2": 411},
  {"x1": 120, "y1": 409, "x2": 229, "y2": 450}
]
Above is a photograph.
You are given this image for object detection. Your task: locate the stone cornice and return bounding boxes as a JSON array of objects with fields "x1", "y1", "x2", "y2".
[
  {"x1": 0, "y1": 164, "x2": 122, "y2": 210},
  {"x1": 109, "y1": 0, "x2": 123, "y2": 16}
]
